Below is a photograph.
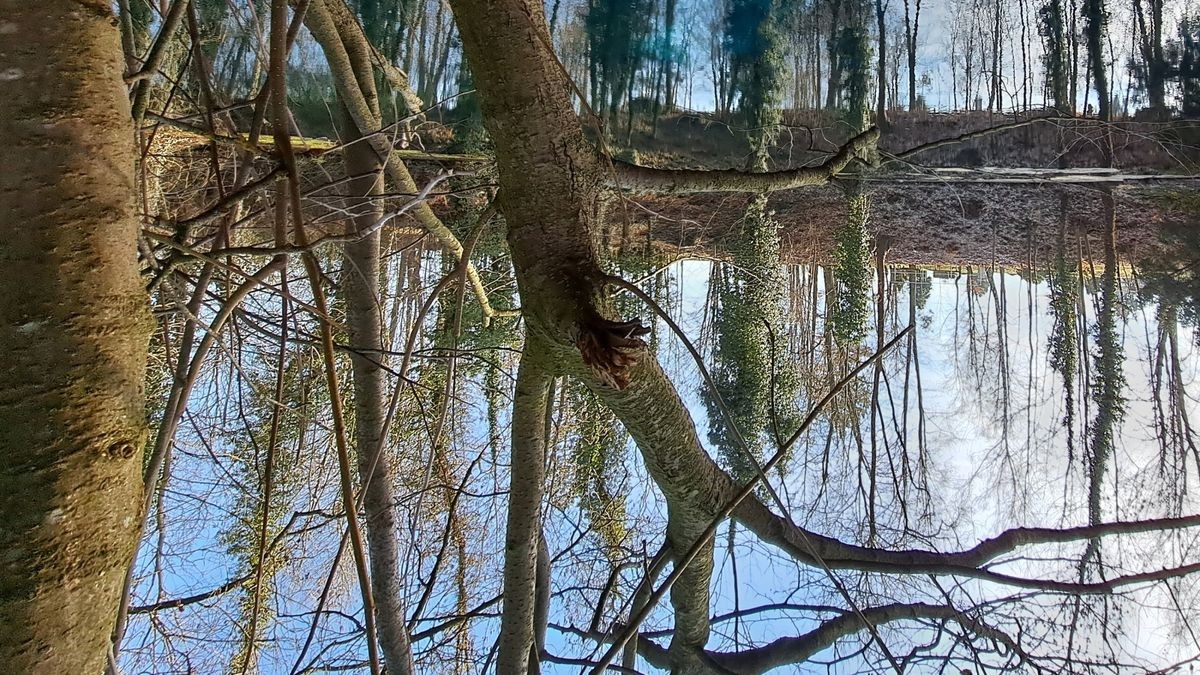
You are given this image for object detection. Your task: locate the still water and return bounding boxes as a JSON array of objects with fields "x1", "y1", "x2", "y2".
[
  {"x1": 588, "y1": 186, "x2": 1200, "y2": 672},
  {"x1": 123, "y1": 186, "x2": 1200, "y2": 673}
]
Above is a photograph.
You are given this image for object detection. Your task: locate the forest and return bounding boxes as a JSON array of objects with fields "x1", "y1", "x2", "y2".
[{"x1": 6, "y1": 0, "x2": 1200, "y2": 674}]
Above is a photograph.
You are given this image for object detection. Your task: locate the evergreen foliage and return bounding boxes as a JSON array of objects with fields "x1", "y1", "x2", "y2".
[
  {"x1": 724, "y1": 0, "x2": 786, "y2": 168},
  {"x1": 704, "y1": 197, "x2": 801, "y2": 481},
  {"x1": 1038, "y1": 0, "x2": 1072, "y2": 112},
  {"x1": 831, "y1": 194, "x2": 872, "y2": 346}
]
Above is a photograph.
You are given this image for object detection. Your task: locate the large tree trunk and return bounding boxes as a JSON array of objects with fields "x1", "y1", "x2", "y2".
[
  {"x1": 447, "y1": 0, "x2": 876, "y2": 670},
  {"x1": 0, "y1": 2, "x2": 150, "y2": 672},
  {"x1": 444, "y1": 1, "x2": 718, "y2": 669}
]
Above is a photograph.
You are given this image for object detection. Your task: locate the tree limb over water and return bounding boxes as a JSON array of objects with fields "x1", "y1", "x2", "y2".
[{"x1": 608, "y1": 127, "x2": 880, "y2": 194}]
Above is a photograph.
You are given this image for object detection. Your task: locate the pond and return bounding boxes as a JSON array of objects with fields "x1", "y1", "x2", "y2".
[{"x1": 122, "y1": 184, "x2": 1200, "y2": 674}]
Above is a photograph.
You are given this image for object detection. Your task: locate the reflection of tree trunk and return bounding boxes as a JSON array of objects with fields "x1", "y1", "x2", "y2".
[
  {"x1": 868, "y1": 245, "x2": 888, "y2": 543},
  {"x1": 991, "y1": 267, "x2": 1012, "y2": 457},
  {"x1": 1163, "y1": 307, "x2": 1200, "y2": 483},
  {"x1": 0, "y1": 4, "x2": 150, "y2": 671},
  {"x1": 415, "y1": 267, "x2": 476, "y2": 672},
  {"x1": 341, "y1": 110, "x2": 416, "y2": 675},
  {"x1": 301, "y1": 0, "x2": 501, "y2": 320},
  {"x1": 908, "y1": 272, "x2": 929, "y2": 488},
  {"x1": 1082, "y1": 192, "x2": 1122, "y2": 568},
  {"x1": 705, "y1": 198, "x2": 793, "y2": 481},
  {"x1": 1151, "y1": 303, "x2": 1198, "y2": 511},
  {"x1": 1049, "y1": 190, "x2": 1079, "y2": 463}
]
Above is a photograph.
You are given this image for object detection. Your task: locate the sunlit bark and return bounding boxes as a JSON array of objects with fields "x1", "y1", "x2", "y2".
[{"x1": 0, "y1": 2, "x2": 150, "y2": 671}]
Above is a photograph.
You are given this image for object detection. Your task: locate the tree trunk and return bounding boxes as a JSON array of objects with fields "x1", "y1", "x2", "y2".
[
  {"x1": 825, "y1": 0, "x2": 842, "y2": 109},
  {"x1": 445, "y1": 0, "x2": 720, "y2": 667},
  {"x1": 989, "y1": 0, "x2": 1002, "y2": 110},
  {"x1": 499, "y1": 350, "x2": 552, "y2": 671},
  {"x1": 904, "y1": 0, "x2": 920, "y2": 108},
  {"x1": 1045, "y1": 0, "x2": 1071, "y2": 112},
  {"x1": 340, "y1": 108, "x2": 416, "y2": 675},
  {"x1": 1084, "y1": 0, "x2": 1109, "y2": 120},
  {"x1": 875, "y1": 0, "x2": 890, "y2": 126},
  {"x1": 301, "y1": 0, "x2": 501, "y2": 320},
  {"x1": 0, "y1": 2, "x2": 150, "y2": 672},
  {"x1": 445, "y1": 0, "x2": 875, "y2": 670},
  {"x1": 1149, "y1": 0, "x2": 1165, "y2": 110},
  {"x1": 664, "y1": 0, "x2": 677, "y2": 109},
  {"x1": 1082, "y1": 191, "x2": 1121, "y2": 566}
]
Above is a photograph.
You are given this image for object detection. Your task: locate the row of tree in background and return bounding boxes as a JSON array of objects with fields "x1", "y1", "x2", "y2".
[
  {"x1": 561, "y1": 0, "x2": 1200, "y2": 120},
  {"x1": 161, "y1": 0, "x2": 1200, "y2": 151},
  {"x1": 126, "y1": 0, "x2": 1200, "y2": 135}
]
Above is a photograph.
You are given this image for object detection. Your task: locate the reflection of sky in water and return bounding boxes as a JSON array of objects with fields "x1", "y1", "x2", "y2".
[
  {"x1": 621, "y1": 259, "x2": 1200, "y2": 672},
  {"x1": 124, "y1": 253, "x2": 1200, "y2": 673}
]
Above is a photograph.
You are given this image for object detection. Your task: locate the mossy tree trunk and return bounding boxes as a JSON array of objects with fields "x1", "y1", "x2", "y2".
[
  {"x1": 447, "y1": 0, "x2": 875, "y2": 669},
  {"x1": 0, "y1": 2, "x2": 150, "y2": 671}
]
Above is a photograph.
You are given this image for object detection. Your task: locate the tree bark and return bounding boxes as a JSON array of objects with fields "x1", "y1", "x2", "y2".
[
  {"x1": 1083, "y1": 0, "x2": 1110, "y2": 121},
  {"x1": 499, "y1": 350, "x2": 553, "y2": 672},
  {"x1": 446, "y1": 0, "x2": 880, "y2": 669},
  {"x1": 300, "y1": 0, "x2": 503, "y2": 321},
  {"x1": 0, "y1": 2, "x2": 150, "y2": 672},
  {"x1": 610, "y1": 127, "x2": 878, "y2": 195},
  {"x1": 441, "y1": 0, "x2": 1200, "y2": 669},
  {"x1": 903, "y1": 0, "x2": 921, "y2": 108},
  {"x1": 875, "y1": 0, "x2": 890, "y2": 126},
  {"x1": 340, "y1": 106, "x2": 415, "y2": 675}
]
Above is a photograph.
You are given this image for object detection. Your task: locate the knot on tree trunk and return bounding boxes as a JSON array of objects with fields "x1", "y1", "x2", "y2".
[{"x1": 576, "y1": 316, "x2": 651, "y2": 390}]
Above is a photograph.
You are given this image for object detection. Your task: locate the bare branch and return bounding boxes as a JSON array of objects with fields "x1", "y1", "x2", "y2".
[
  {"x1": 607, "y1": 127, "x2": 879, "y2": 194},
  {"x1": 707, "y1": 603, "x2": 1022, "y2": 675}
]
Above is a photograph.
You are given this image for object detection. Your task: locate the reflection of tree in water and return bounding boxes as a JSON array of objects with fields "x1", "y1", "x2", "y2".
[
  {"x1": 564, "y1": 382, "x2": 630, "y2": 557},
  {"x1": 558, "y1": 248, "x2": 670, "y2": 558},
  {"x1": 1139, "y1": 204, "x2": 1200, "y2": 509},
  {"x1": 1149, "y1": 303, "x2": 1200, "y2": 512},
  {"x1": 391, "y1": 197, "x2": 522, "y2": 667},
  {"x1": 1141, "y1": 218, "x2": 1200, "y2": 331},
  {"x1": 831, "y1": 193, "x2": 873, "y2": 347},
  {"x1": 779, "y1": 235, "x2": 934, "y2": 544},
  {"x1": 1047, "y1": 191, "x2": 1081, "y2": 463},
  {"x1": 829, "y1": 24, "x2": 874, "y2": 350},
  {"x1": 702, "y1": 196, "x2": 801, "y2": 482},
  {"x1": 1062, "y1": 192, "x2": 1132, "y2": 667},
  {"x1": 1081, "y1": 194, "x2": 1125, "y2": 571},
  {"x1": 220, "y1": 349, "x2": 317, "y2": 673}
]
